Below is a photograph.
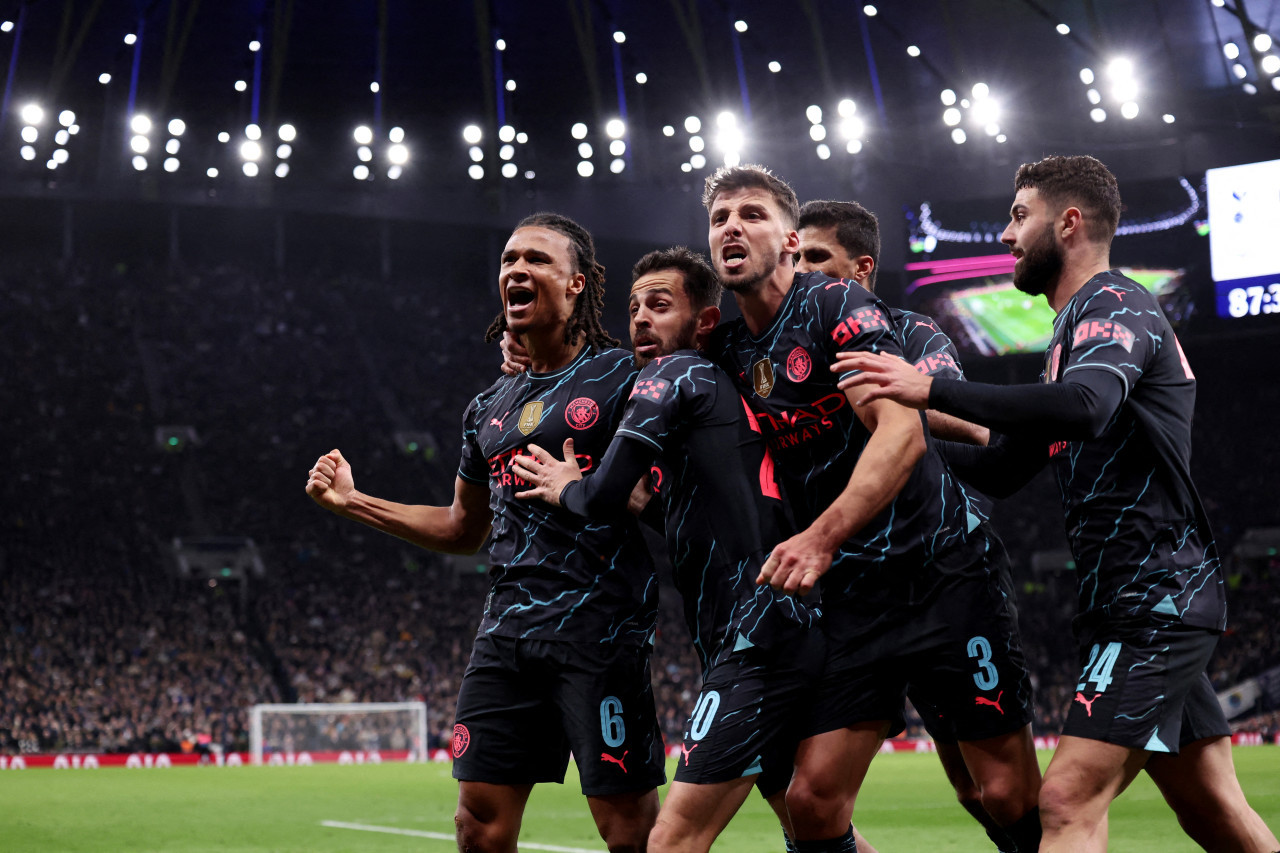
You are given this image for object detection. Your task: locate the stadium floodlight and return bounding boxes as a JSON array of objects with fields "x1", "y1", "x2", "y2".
[
  {"x1": 240, "y1": 140, "x2": 262, "y2": 161},
  {"x1": 499, "y1": 143, "x2": 514, "y2": 160},
  {"x1": 234, "y1": 80, "x2": 247, "y2": 92},
  {"x1": 613, "y1": 30, "x2": 625, "y2": 43},
  {"x1": 353, "y1": 164, "x2": 369, "y2": 180},
  {"x1": 768, "y1": 60, "x2": 781, "y2": 72},
  {"x1": 609, "y1": 139, "x2": 626, "y2": 156},
  {"x1": 20, "y1": 145, "x2": 36, "y2": 161},
  {"x1": 971, "y1": 98, "x2": 999, "y2": 126},
  {"x1": 249, "y1": 702, "x2": 428, "y2": 767},
  {"x1": 353, "y1": 125, "x2": 373, "y2": 145},
  {"x1": 716, "y1": 110, "x2": 736, "y2": 128},
  {"x1": 684, "y1": 115, "x2": 701, "y2": 133},
  {"x1": 132, "y1": 155, "x2": 147, "y2": 170},
  {"x1": 985, "y1": 123, "x2": 1000, "y2": 136},
  {"x1": 505, "y1": 79, "x2": 516, "y2": 91},
  {"x1": 389, "y1": 126, "x2": 405, "y2": 144},
  {"x1": 279, "y1": 123, "x2": 297, "y2": 142},
  {"x1": 1056, "y1": 23, "x2": 1070, "y2": 35},
  {"x1": 99, "y1": 73, "x2": 111, "y2": 84},
  {"x1": 58, "y1": 110, "x2": 75, "y2": 127},
  {"x1": 735, "y1": 20, "x2": 748, "y2": 32},
  {"x1": 165, "y1": 139, "x2": 180, "y2": 155},
  {"x1": 207, "y1": 167, "x2": 218, "y2": 177},
  {"x1": 610, "y1": 157, "x2": 625, "y2": 174},
  {"x1": 516, "y1": 132, "x2": 528, "y2": 144},
  {"x1": 249, "y1": 39, "x2": 261, "y2": 52},
  {"x1": 495, "y1": 38, "x2": 506, "y2": 50},
  {"x1": 1254, "y1": 33, "x2": 1273, "y2": 53},
  {"x1": 1120, "y1": 101, "x2": 1139, "y2": 119},
  {"x1": 499, "y1": 124, "x2": 515, "y2": 142},
  {"x1": 1087, "y1": 88, "x2": 1102, "y2": 104},
  {"x1": 943, "y1": 108, "x2": 961, "y2": 126},
  {"x1": 387, "y1": 164, "x2": 402, "y2": 179},
  {"x1": 690, "y1": 153, "x2": 707, "y2": 169},
  {"x1": 571, "y1": 122, "x2": 588, "y2": 140},
  {"x1": 277, "y1": 143, "x2": 292, "y2": 159},
  {"x1": 809, "y1": 124, "x2": 827, "y2": 141},
  {"x1": 370, "y1": 82, "x2": 380, "y2": 93},
  {"x1": 1262, "y1": 54, "x2": 1280, "y2": 75},
  {"x1": 501, "y1": 162, "x2": 517, "y2": 178},
  {"x1": 972, "y1": 82, "x2": 990, "y2": 100},
  {"x1": 1243, "y1": 82, "x2": 1258, "y2": 94},
  {"x1": 681, "y1": 162, "x2": 693, "y2": 172},
  {"x1": 1, "y1": 21, "x2": 12, "y2": 32},
  {"x1": 525, "y1": 170, "x2": 535, "y2": 179},
  {"x1": 940, "y1": 89, "x2": 956, "y2": 106},
  {"x1": 168, "y1": 118, "x2": 186, "y2": 136},
  {"x1": 275, "y1": 162, "x2": 289, "y2": 178},
  {"x1": 838, "y1": 116, "x2": 865, "y2": 140},
  {"x1": 46, "y1": 159, "x2": 57, "y2": 170},
  {"x1": 130, "y1": 113, "x2": 151, "y2": 134},
  {"x1": 21, "y1": 103, "x2": 44, "y2": 125},
  {"x1": 1273, "y1": 76, "x2": 1280, "y2": 90},
  {"x1": 578, "y1": 142, "x2": 593, "y2": 158},
  {"x1": 577, "y1": 160, "x2": 594, "y2": 177},
  {"x1": 1090, "y1": 107, "x2": 1107, "y2": 122},
  {"x1": 1224, "y1": 42, "x2": 1240, "y2": 60},
  {"x1": 21, "y1": 126, "x2": 37, "y2": 143},
  {"x1": 55, "y1": 129, "x2": 69, "y2": 145},
  {"x1": 218, "y1": 131, "x2": 230, "y2": 143},
  {"x1": 996, "y1": 133, "x2": 1007, "y2": 143},
  {"x1": 357, "y1": 145, "x2": 372, "y2": 162},
  {"x1": 907, "y1": 45, "x2": 920, "y2": 57},
  {"x1": 469, "y1": 146, "x2": 484, "y2": 162},
  {"x1": 605, "y1": 118, "x2": 626, "y2": 139},
  {"x1": 462, "y1": 124, "x2": 482, "y2": 144},
  {"x1": 805, "y1": 104, "x2": 822, "y2": 124},
  {"x1": 388, "y1": 143, "x2": 409, "y2": 165},
  {"x1": 837, "y1": 99, "x2": 856, "y2": 118},
  {"x1": 68, "y1": 124, "x2": 79, "y2": 135},
  {"x1": 816, "y1": 144, "x2": 831, "y2": 160},
  {"x1": 246, "y1": 123, "x2": 262, "y2": 141},
  {"x1": 52, "y1": 148, "x2": 69, "y2": 164},
  {"x1": 1163, "y1": 113, "x2": 1176, "y2": 123},
  {"x1": 124, "y1": 33, "x2": 137, "y2": 45},
  {"x1": 1107, "y1": 57, "x2": 1134, "y2": 81},
  {"x1": 1079, "y1": 67, "x2": 1095, "y2": 85},
  {"x1": 662, "y1": 125, "x2": 675, "y2": 136},
  {"x1": 130, "y1": 135, "x2": 150, "y2": 154},
  {"x1": 951, "y1": 128, "x2": 967, "y2": 144},
  {"x1": 846, "y1": 139, "x2": 863, "y2": 154},
  {"x1": 863, "y1": 5, "x2": 878, "y2": 16},
  {"x1": 716, "y1": 125, "x2": 745, "y2": 156},
  {"x1": 1232, "y1": 63, "x2": 1248, "y2": 79},
  {"x1": 688, "y1": 135, "x2": 704, "y2": 152},
  {"x1": 635, "y1": 72, "x2": 648, "y2": 84},
  {"x1": 468, "y1": 164, "x2": 484, "y2": 180},
  {"x1": 163, "y1": 157, "x2": 179, "y2": 172}
]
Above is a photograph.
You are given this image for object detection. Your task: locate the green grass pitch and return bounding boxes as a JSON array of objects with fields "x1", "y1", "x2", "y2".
[
  {"x1": 953, "y1": 285, "x2": 1057, "y2": 355},
  {"x1": 3, "y1": 749, "x2": 1278, "y2": 851}
]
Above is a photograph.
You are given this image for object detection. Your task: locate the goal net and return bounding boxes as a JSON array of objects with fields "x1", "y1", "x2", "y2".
[{"x1": 249, "y1": 702, "x2": 428, "y2": 766}]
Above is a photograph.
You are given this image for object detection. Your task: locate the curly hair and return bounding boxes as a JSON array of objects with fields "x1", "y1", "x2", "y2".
[
  {"x1": 701, "y1": 164, "x2": 800, "y2": 230},
  {"x1": 484, "y1": 212, "x2": 619, "y2": 350},
  {"x1": 798, "y1": 199, "x2": 881, "y2": 290},
  {"x1": 631, "y1": 246, "x2": 722, "y2": 311},
  {"x1": 1014, "y1": 155, "x2": 1122, "y2": 245}
]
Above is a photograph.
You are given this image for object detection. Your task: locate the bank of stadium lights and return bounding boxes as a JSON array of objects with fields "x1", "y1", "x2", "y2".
[
  {"x1": 806, "y1": 100, "x2": 865, "y2": 159},
  {"x1": 1079, "y1": 58, "x2": 1142, "y2": 122}
]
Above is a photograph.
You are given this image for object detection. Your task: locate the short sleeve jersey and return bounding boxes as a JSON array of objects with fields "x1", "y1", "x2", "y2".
[
  {"x1": 617, "y1": 350, "x2": 817, "y2": 671},
  {"x1": 893, "y1": 308, "x2": 965, "y2": 380},
  {"x1": 458, "y1": 346, "x2": 658, "y2": 645},
  {"x1": 710, "y1": 272, "x2": 987, "y2": 620},
  {"x1": 1042, "y1": 270, "x2": 1226, "y2": 631}
]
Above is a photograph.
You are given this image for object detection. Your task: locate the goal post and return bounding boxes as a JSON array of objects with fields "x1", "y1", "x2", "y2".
[{"x1": 249, "y1": 701, "x2": 428, "y2": 766}]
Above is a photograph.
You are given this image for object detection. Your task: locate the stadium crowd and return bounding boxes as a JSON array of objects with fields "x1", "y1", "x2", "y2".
[{"x1": 2, "y1": 257, "x2": 1277, "y2": 756}]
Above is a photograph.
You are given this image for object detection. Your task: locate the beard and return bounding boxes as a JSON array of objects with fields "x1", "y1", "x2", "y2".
[
  {"x1": 633, "y1": 315, "x2": 700, "y2": 368},
  {"x1": 719, "y1": 253, "x2": 779, "y2": 295},
  {"x1": 1012, "y1": 223, "x2": 1063, "y2": 297}
]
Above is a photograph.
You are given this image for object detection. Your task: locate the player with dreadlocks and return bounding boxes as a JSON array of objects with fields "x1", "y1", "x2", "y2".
[{"x1": 307, "y1": 212, "x2": 665, "y2": 853}]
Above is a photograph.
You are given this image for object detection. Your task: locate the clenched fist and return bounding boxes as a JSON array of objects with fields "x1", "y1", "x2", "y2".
[{"x1": 306, "y1": 449, "x2": 355, "y2": 512}]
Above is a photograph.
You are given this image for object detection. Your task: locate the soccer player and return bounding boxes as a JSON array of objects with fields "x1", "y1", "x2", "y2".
[
  {"x1": 834, "y1": 155, "x2": 1279, "y2": 852},
  {"x1": 511, "y1": 247, "x2": 875, "y2": 853},
  {"x1": 796, "y1": 199, "x2": 1029, "y2": 852},
  {"x1": 703, "y1": 165, "x2": 1042, "y2": 853},
  {"x1": 305, "y1": 213, "x2": 665, "y2": 853}
]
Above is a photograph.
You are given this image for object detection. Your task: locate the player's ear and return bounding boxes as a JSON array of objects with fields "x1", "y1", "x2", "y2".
[
  {"x1": 697, "y1": 305, "x2": 720, "y2": 336},
  {"x1": 781, "y1": 228, "x2": 800, "y2": 257},
  {"x1": 1060, "y1": 206, "x2": 1084, "y2": 242},
  {"x1": 566, "y1": 272, "x2": 586, "y2": 296},
  {"x1": 856, "y1": 255, "x2": 875, "y2": 285}
]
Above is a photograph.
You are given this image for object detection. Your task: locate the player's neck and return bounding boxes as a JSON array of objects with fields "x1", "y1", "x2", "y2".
[
  {"x1": 732, "y1": 264, "x2": 796, "y2": 336},
  {"x1": 522, "y1": 329, "x2": 585, "y2": 374},
  {"x1": 1048, "y1": 252, "x2": 1112, "y2": 314}
]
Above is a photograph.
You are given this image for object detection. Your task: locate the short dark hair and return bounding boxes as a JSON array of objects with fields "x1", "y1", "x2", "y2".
[
  {"x1": 798, "y1": 200, "x2": 881, "y2": 289},
  {"x1": 631, "y1": 246, "x2": 722, "y2": 311},
  {"x1": 1014, "y1": 155, "x2": 1122, "y2": 245},
  {"x1": 702, "y1": 164, "x2": 800, "y2": 229},
  {"x1": 484, "y1": 212, "x2": 619, "y2": 350}
]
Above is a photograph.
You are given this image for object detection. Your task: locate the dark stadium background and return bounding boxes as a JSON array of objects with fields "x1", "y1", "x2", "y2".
[{"x1": 2, "y1": 0, "x2": 1279, "y2": 762}]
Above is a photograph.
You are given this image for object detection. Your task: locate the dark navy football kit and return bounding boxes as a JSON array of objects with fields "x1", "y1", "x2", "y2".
[{"x1": 452, "y1": 345, "x2": 665, "y2": 793}]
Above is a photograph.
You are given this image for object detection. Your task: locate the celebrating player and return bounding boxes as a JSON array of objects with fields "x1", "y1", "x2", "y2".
[
  {"x1": 702, "y1": 165, "x2": 1043, "y2": 853},
  {"x1": 796, "y1": 198, "x2": 1033, "y2": 853},
  {"x1": 306, "y1": 213, "x2": 665, "y2": 853},
  {"x1": 834, "y1": 155, "x2": 1279, "y2": 852},
  {"x1": 511, "y1": 247, "x2": 876, "y2": 853}
]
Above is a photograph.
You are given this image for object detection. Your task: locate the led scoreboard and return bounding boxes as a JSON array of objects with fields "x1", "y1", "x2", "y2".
[{"x1": 1206, "y1": 158, "x2": 1280, "y2": 317}]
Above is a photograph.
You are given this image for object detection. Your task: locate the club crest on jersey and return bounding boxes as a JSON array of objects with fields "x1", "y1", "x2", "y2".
[
  {"x1": 517, "y1": 401, "x2": 544, "y2": 435},
  {"x1": 452, "y1": 724, "x2": 471, "y2": 758},
  {"x1": 565, "y1": 397, "x2": 600, "y2": 430},
  {"x1": 785, "y1": 346, "x2": 812, "y2": 382},
  {"x1": 753, "y1": 358, "x2": 776, "y2": 398}
]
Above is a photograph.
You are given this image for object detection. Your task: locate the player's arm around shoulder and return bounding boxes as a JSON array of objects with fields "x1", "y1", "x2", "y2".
[{"x1": 307, "y1": 449, "x2": 492, "y2": 555}]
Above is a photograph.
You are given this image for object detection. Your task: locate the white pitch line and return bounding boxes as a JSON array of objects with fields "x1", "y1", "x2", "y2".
[{"x1": 319, "y1": 820, "x2": 603, "y2": 853}]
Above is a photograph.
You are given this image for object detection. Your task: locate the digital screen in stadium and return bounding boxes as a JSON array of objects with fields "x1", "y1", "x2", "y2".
[
  {"x1": 904, "y1": 255, "x2": 1190, "y2": 358},
  {"x1": 1206, "y1": 158, "x2": 1280, "y2": 318}
]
